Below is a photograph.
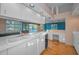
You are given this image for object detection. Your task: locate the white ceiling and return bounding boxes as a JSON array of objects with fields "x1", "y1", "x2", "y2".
[
  {"x1": 47, "y1": 3, "x2": 67, "y2": 8},
  {"x1": 21, "y1": 3, "x2": 78, "y2": 23},
  {"x1": 46, "y1": 3, "x2": 73, "y2": 14}
]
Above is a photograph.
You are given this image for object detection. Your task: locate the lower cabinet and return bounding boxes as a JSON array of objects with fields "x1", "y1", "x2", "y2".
[
  {"x1": 25, "y1": 39, "x2": 37, "y2": 55},
  {"x1": 48, "y1": 32, "x2": 53, "y2": 40},
  {"x1": 73, "y1": 32, "x2": 79, "y2": 54},
  {"x1": 37, "y1": 35, "x2": 45, "y2": 55},
  {"x1": 39, "y1": 36, "x2": 45, "y2": 54},
  {"x1": 0, "y1": 34, "x2": 45, "y2": 55},
  {"x1": 0, "y1": 50, "x2": 8, "y2": 55},
  {"x1": 8, "y1": 39, "x2": 37, "y2": 55},
  {"x1": 8, "y1": 43, "x2": 27, "y2": 55}
]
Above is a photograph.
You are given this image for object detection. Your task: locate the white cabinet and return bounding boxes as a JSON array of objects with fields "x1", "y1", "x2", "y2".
[
  {"x1": 0, "y1": 3, "x2": 22, "y2": 19},
  {"x1": 48, "y1": 32, "x2": 53, "y2": 40},
  {"x1": 72, "y1": 4, "x2": 79, "y2": 16},
  {"x1": 37, "y1": 35, "x2": 45, "y2": 54},
  {"x1": 0, "y1": 33, "x2": 46, "y2": 55},
  {"x1": 73, "y1": 32, "x2": 79, "y2": 54},
  {"x1": 21, "y1": 7, "x2": 31, "y2": 20},
  {"x1": 48, "y1": 32, "x2": 65, "y2": 43},
  {"x1": 0, "y1": 50, "x2": 7, "y2": 55},
  {"x1": 7, "y1": 36, "x2": 21, "y2": 43},
  {"x1": 8, "y1": 42, "x2": 27, "y2": 55},
  {"x1": 0, "y1": 4, "x2": 1, "y2": 14},
  {"x1": 59, "y1": 33, "x2": 65, "y2": 43},
  {"x1": 25, "y1": 39, "x2": 37, "y2": 55},
  {"x1": 39, "y1": 35, "x2": 45, "y2": 54},
  {"x1": 8, "y1": 39, "x2": 37, "y2": 55},
  {"x1": 0, "y1": 3, "x2": 44, "y2": 24}
]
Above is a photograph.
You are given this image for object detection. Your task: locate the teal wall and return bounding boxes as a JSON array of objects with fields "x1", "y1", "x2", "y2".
[{"x1": 44, "y1": 22, "x2": 65, "y2": 31}]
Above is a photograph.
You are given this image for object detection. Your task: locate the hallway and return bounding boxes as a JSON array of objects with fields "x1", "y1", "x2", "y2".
[{"x1": 42, "y1": 40, "x2": 77, "y2": 55}]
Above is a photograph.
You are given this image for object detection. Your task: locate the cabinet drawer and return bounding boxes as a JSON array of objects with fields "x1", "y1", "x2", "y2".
[
  {"x1": 8, "y1": 43, "x2": 27, "y2": 55},
  {"x1": 0, "y1": 50, "x2": 7, "y2": 55},
  {"x1": 25, "y1": 39, "x2": 37, "y2": 55}
]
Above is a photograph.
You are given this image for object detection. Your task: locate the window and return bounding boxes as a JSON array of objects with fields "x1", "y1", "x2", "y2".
[
  {"x1": 22, "y1": 22, "x2": 29, "y2": 32},
  {"x1": 29, "y1": 24, "x2": 38, "y2": 32},
  {"x1": 6, "y1": 20, "x2": 22, "y2": 33}
]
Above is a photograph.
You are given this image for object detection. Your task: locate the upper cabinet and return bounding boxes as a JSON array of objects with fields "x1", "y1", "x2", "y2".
[
  {"x1": 0, "y1": 3, "x2": 45, "y2": 24},
  {"x1": 21, "y1": 5, "x2": 32, "y2": 21},
  {"x1": 0, "y1": 4, "x2": 1, "y2": 14},
  {"x1": 0, "y1": 4, "x2": 22, "y2": 19},
  {"x1": 72, "y1": 4, "x2": 79, "y2": 16}
]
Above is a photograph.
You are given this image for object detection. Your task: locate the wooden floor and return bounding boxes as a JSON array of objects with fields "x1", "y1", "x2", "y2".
[{"x1": 41, "y1": 40, "x2": 78, "y2": 55}]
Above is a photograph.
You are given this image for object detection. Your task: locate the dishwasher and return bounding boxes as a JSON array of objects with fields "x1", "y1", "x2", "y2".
[{"x1": 45, "y1": 34, "x2": 48, "y2": 49}]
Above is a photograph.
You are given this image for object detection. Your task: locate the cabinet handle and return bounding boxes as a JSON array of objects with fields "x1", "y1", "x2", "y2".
[
  {"x1": 27, "y1": 42, "x2": 31, "y2": 46},
  {"x1": 27, "y1": 42, "x2": 34, "y2": 46},
  {"x1": 41, "y1": 39, "x2": 44, "y2": 41}
]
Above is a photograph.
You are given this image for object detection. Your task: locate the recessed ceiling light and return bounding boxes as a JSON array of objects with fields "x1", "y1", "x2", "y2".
[{"x1": 29, "y1": 4, "x2": 35, "y2": 8}]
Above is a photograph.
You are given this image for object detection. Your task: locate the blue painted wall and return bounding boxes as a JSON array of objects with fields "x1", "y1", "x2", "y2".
[
  {"x1": 57, "y1": 22, "x2": 65, "y2": 30},
  {"x1": 44, "y1": 23, "x2": 51, "y2": 31},
  {"x1": 44, "y1": 22, "x2": 65, "y2": 31}
]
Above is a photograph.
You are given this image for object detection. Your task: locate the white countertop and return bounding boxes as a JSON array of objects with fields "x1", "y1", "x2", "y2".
[{"x1": 0, "y1": 32, "x2": 47, "y2": 52}]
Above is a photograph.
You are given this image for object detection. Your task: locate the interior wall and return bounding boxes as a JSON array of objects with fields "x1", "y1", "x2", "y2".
[
  {"x1": 0, "y1": 18, "x2": 5, "y2": 33},
  {"x1": 65, "y1": 16, "x2": 79, "y2": 45},
  {"x1": 51, "y1": 12, "x2": 79, "y2": 45}
]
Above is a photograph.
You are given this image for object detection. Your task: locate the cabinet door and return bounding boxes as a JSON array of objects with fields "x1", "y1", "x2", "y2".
[
  {"x1": 8, "y1": 43, "x2": 27, "y2": 55},
  {"x1": 8, "y1": 39, "x2": 37, "y2": 55},
  {"x1": 21, "y1": 7, "x2": 32, "y2": 20},
  {"x1": 0, "y1": 50, "x2": 7, "y2": 55},
  {"x1": 39, "y1": 36, "x2": 45, "y2": 54},
  {"x1": 37, "y1": 35, "x2": 45, "y2": 54},
  {"x1": 59, "y1": 34, "x2": 65, "y2": 43},
  {"x1": 25, "y1": 39, "x2": 37, "y2": 55},
  {"x1": 36, "y1": 39, "x2": 40, "y2": 55},
  {"x1": 48, "y1": 32, "x2": 53, "y2": 40},
  {"x1": 0, "y1": 4, "x2": 22, "y2": 19},
  {"x1": 0, "y1": 4, "x2": 1, "y2": 14}
]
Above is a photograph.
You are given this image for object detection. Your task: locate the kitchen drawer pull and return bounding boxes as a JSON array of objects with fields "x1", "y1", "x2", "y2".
[
  {"x1": 27, "y1": 42, "x2": 31, "y2": 46},
  {"x1": 41, "y1": 39, "x2": 44, "y2": 41},
  {"x1": 27, "y1": 42, "x2": 34, "y2": 46}
]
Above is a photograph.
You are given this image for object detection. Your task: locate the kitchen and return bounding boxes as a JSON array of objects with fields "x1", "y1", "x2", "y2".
[
  {"x1": 0, "y1": 3, "x2": 48, "y2": 55},
  {"x1": 0, "y1": 3, "x2": 79, "y2": 55}
]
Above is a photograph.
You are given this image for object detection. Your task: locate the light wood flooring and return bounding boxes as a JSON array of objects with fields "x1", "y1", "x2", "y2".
[{"x1": 41, "y1": 40, "x2": 78, "y2": 55}]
